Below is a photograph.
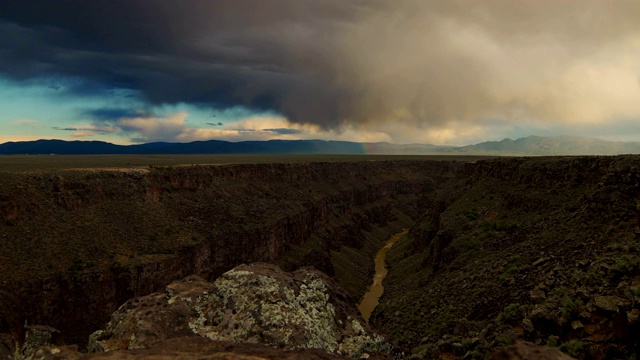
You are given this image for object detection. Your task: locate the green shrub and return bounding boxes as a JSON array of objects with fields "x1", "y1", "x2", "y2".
[
  {"x1": 546, "y1": 336, "x2": 559, "y2": 347},
  {"x1": 560, "y1": 339, "x2": 588, "y2": 358},
  {"x1": 463, "y1": 237, "x2": 481, "y2": 250},
  {"x1": 561, "y1": 298, "x2": 584, "y2": 322},
  {"x1": 494, "y1": 221, "x2": 519, "y2": 234},
  {"x1": 426, "y1": 310, "x2": 454, "y2": 335},
  {"x1": 464, "y1": 210, "x2": 479, "y2": 221},
  {"x1": 495, "y1": 330, "x2": 518, "y2": 346},
  {"x1": 608, "y1": 257, "x2": 640, "y2": 278},
  {"x1": 497, "y1": 303, "x2": 528, "y2": 325},
  {"x1": 499, "y1": 264, "x2": 520, "y2": 282}
]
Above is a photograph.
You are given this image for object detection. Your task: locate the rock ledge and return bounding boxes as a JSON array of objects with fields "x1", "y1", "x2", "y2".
[{"x1": 89, "y1": 263, "x2": 391, "y2": 359}]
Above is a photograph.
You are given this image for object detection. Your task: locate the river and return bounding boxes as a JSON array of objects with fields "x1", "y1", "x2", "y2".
[{"x1": 358, "y1": 228, "x2": 408, "y2": 323}]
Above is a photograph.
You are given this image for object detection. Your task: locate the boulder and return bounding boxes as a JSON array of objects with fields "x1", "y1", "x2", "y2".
[
  {"x1": 530, "y1": 289, "x2": 546, "y2": 304},
  {"x1": 19, "y1": 325, "x2": 61, "y2": 359},
  {"x1": 593, "y1": 296, "x2": 622, "y2": 313},
  {"x1": 529, "y1": 305, "x2": 559, "y2": 335},
  {"x1": 89, "y1": 263, "x2": 391, "y2": 359}
]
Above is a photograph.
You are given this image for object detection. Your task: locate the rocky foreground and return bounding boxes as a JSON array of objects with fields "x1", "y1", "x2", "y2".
[
  {"x1": 15, "y1": 263, "x2": 393, "y2": 360},
  {"x1": 13, "y1": 263, "x2": 571, "y2": 360}
]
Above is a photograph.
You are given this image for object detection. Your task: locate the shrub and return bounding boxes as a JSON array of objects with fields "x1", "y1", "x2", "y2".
[
  {"x1": 463, "y1": 237, "x2": 481, "y2": 250},
  {"x1": 497, "y1": 303, "x2": 528, "y2": 325},
  {"x1": 464, "y1": 209, "x2": 479, "y2": 221},
  {"x1": 560, "y1": 339, "x2": 588, "y2": 358},
  {"x1": 499, "y1": 264, "x2": 520, "y2": 282},
  {"x1": 495, "y1": 330, "x2": 518, "y2": 346},
  {"x1": 546, "y1": 336, "x2": 559, "y2": 347},
  {"x1": 426, "y1": 310, "x2": 454, "y2": 336},
  {"x1": 560, "y1": 298, "x2": 584, "y2": 322}
]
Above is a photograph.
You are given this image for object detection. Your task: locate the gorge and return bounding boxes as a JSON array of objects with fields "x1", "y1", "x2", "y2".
[
  {"x1": 2, "y1": 155, "x2": 640, "y2": 359},
  {"x1": 0, "y1": 159, "x2": 461, "y2": 357}
]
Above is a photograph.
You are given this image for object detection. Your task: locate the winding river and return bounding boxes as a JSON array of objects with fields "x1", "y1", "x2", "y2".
[{"x1": 358, "y1": 228, "x2": 408, "y2": 323}]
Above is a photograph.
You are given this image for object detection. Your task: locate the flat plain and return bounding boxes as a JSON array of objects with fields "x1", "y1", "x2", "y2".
[{"x1": 0, "y1": 154, "x2": 495, "y2": 172}]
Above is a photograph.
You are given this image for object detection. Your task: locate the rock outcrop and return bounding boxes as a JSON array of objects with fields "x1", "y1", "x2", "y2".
[{"x1": 88, "y1": 263, "x2": 392, "y2": 359}]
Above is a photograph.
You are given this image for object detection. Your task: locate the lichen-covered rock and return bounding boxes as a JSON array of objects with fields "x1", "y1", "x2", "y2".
[
  {"x1": 15, "y1": 325, "x2": 61, "y2": 360},
  {"x1": 89, "y1": 263, "x2": 392, "y2": 358}
]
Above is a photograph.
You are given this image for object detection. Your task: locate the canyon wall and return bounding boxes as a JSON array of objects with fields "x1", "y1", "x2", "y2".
[
  {"x1": 376, "y1": 156, "x2": 640, "y2": 359},
  {"x1": 0, "y1": 160, "x2": 462, "y2": 349}
]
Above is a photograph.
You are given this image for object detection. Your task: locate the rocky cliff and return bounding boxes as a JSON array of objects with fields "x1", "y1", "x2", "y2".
[
  {"x1": 0, "y1": 160, "x2": 461, "y2": 355},
  {"x1": 6, "y1": 155, "x2": 638, "y2": 359},
  {"x1": 376, "y1": 156, "x2": 640, "y2": 359}
]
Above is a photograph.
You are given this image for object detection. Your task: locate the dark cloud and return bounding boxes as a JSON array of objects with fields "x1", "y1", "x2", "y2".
[
  {"x1": 53, "y1": 125, "x2": 114, "y2": 135},
  {"x1": 1, "y1": 0, "x2": 639, "y2": 136},
  {"x1": 86, "y1": 108, "x2": 149, "y2": 121},
  {"x1": 264, "y1": 128, "x2": 304, "y2": 135},
  {"x1": 0, "y1": 0, "x2": 362, "y2": 125}
]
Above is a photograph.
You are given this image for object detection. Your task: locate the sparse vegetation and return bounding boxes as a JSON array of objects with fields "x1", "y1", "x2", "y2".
[
  {"x1": 560, "y1": 298, "x2": 584, "y2": 322},
  {"x1": 560, "y1": 339, "x2": 589, "y2": 358},
  {"x1": 378, "y1": 156, "x2": 640, "y2": 359},
  {"x1": 463, "y1": 209, "x2": 479, "y2": 221},
  {"x1": 497, "y1": 303, "x2": 529, "y2": 325},
  {"x1": 5, "y1": 155, "x2": 640, "y2": 359},
  {"x1": 495, "y1": 330, "x2": 518, "y2": 346}
]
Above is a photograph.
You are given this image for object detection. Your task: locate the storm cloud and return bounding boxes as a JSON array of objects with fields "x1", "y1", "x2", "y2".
[{"x1": 1, "y1": 0, "x2": 639, "y2": 142}]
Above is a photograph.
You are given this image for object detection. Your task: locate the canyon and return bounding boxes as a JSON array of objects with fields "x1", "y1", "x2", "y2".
[
  {"x1": 0, "y1": 159, "x2": 461, "y2": 357},
  {"x1": 2, "y1": 155, "x2": 640, "y2": 359}
]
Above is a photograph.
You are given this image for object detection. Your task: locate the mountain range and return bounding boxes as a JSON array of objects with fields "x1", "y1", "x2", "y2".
[{"x1": 1, "y1": 136, "x2": 640, "y2": 156}]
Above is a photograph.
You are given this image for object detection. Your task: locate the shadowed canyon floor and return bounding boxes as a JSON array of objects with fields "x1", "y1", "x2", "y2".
[{"x1": 2, "y1": 155, "x2": 640, "y2": 359}]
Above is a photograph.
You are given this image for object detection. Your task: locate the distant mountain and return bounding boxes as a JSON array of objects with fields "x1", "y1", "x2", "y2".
[
  {"x1": 0, "y1": 139, "x2": 451, "y2": 155},
  {"x1": 1, "y1": 136, "x2": 640, "y2": 155},
  {"x1": 457, "y1": 136, "x2": 640, "y2": 155},
  {"x1": 0, "y1": 139, "x2": 129, "y2": 155}
]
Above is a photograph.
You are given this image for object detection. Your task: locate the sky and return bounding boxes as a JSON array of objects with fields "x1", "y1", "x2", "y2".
[{"x1": 1, "y1": 0, "x2": 640, "y2": 146}]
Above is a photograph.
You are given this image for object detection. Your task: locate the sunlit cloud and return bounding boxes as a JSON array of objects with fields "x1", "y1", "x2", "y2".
[
  {"x1": 70, "y1": 131, "x2": 99, "y2": 138},
  {"x1": 61, "y1": 110, "x2": 398, "y2": 144},
  {"x1": 2, "y1": 1, "x2": 640, "y2": 144}
]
